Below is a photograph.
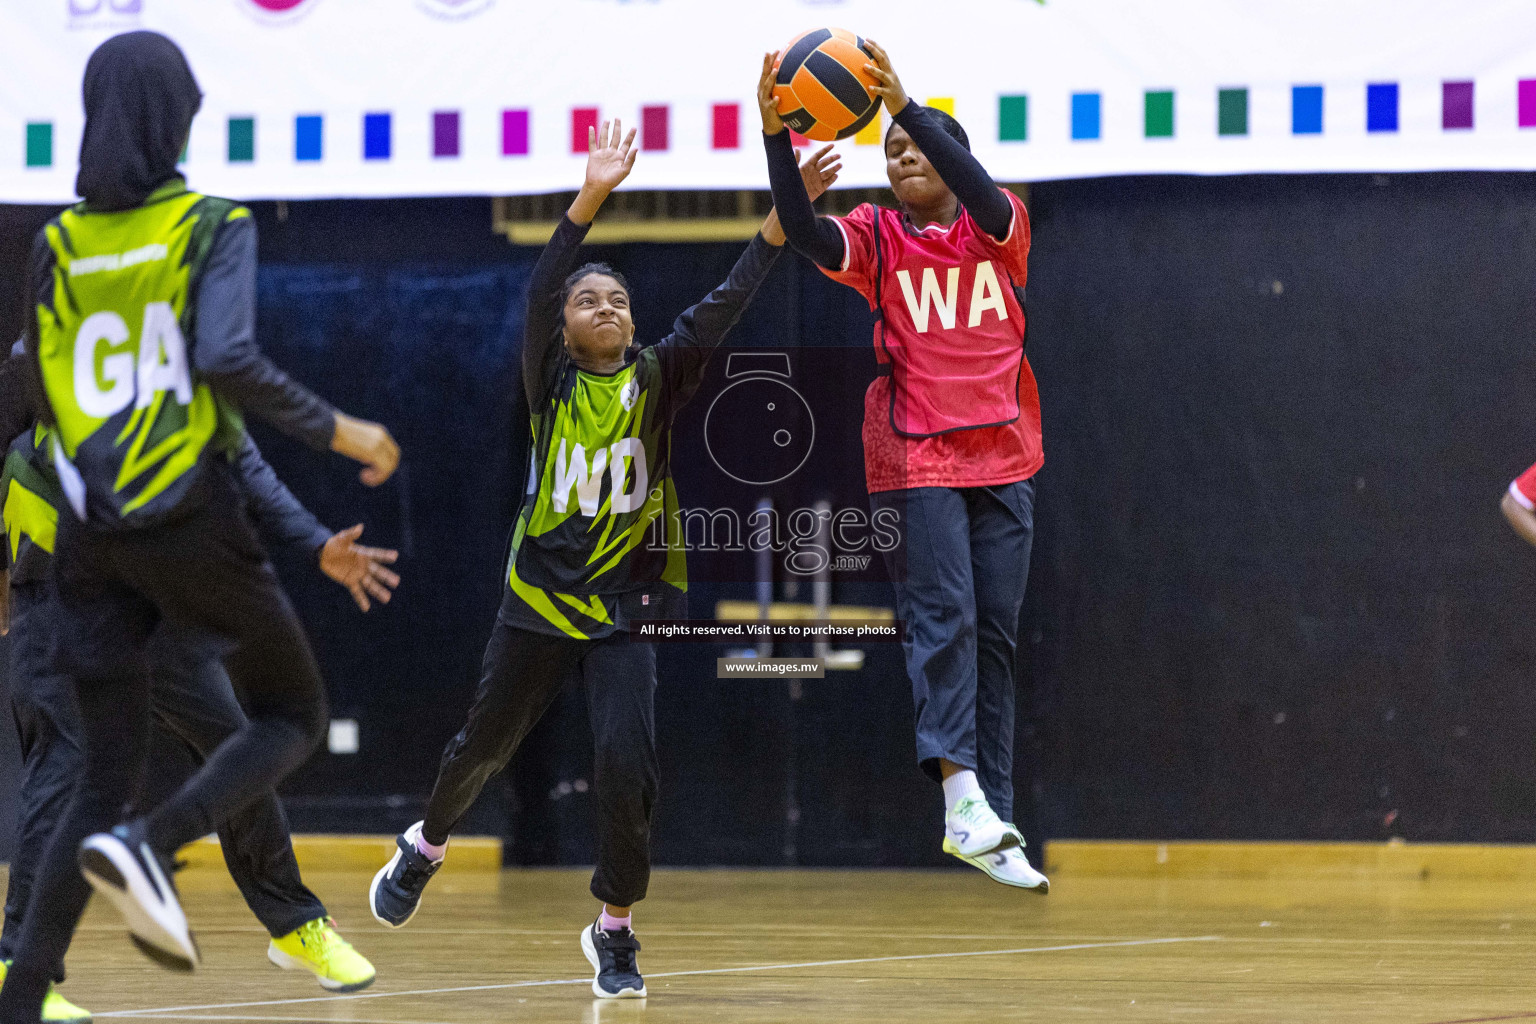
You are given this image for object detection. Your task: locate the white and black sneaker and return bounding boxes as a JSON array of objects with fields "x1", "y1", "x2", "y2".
[
  {"x1": 949, "y1": 841, "x2": 1051, "y2": 893},
  {"x1": 79, "y1": 822, "x2": 199, "y2": 971},
  {"x1": 369, "y1": 822, "x2": 442, "y2": 929},
  {"x1": 580, "y1": 919, "x2": 647, "y2": 998},
  {"x1": 942, "y1": 794, "x2": 1023, "y2": 858}
]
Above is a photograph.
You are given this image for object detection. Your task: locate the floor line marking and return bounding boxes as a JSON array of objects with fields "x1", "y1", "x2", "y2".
[
  {"x1": 1421, "y1": 1014, "x2": 1536, "y2": 1024},
  {"x1": 96, "y1": 935, "x2": 1219, "y2": 1017}
]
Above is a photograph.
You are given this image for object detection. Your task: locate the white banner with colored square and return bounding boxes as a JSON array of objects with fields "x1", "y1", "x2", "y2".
[{"x1": 3, "y1": 0, "x2": 1535, "y2": 202}]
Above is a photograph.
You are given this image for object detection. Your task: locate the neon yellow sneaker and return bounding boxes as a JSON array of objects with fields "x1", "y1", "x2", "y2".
[
  {"x1": 0, "y1": 959, "x2": 93, "y2": 1022},
  {"x1": 266, "y1": 917, "x2": 376, "y2": 992}
]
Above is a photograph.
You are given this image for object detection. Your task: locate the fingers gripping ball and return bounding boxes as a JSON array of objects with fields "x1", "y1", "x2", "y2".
[{"x1": 773, "y1": 28, "x2": 882, "y2": 142}]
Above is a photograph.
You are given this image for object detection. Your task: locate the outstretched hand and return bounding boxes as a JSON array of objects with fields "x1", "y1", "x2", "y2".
[
  {"x1": 584, "y1": 118, "x2": 637, "y2": 195},
  {"x1": 569, "y1": 118, "x2": 638, "y2": 225},
  {"x1": 320, "y1": 523, "x2": 400, "y2": 613},
  {"x1": 861, "y1": 39, "x2": 909, "y2": 117},
  {"x1": 800, "y1": 143, "x2": 841, "y2": 202},
  {"x1": 757, "y1": 51, "x2": 785, "y2": 134}
]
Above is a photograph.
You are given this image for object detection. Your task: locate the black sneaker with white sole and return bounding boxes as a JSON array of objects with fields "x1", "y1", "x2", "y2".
[
  {"x1": 368, "y1": 823, "x2": 442, "y2": 929},
  {"x1": 78, "y1": 822, "x2": 199, "y2": 971},
  {"x1": 580, "y1": 920, "x2": 646, "y2": 998}
]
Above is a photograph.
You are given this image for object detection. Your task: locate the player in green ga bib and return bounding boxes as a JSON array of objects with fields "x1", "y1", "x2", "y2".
[
  {"x1": 368, "y1": 119, "x2": 840, "y2": 1000},
  {"x1": 0, "y1": 32, "x2": 401, "y2": 1017}
]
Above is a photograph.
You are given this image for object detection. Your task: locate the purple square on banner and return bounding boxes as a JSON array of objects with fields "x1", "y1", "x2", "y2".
[
  {"x1": 502, "y1": 109, "x2": 529, "y2": 156},
  {"x1": 433, "y1": 111, "x2": 460, "y2": 158},
  {"x1": 1520, "y1": 80, "x2": 1536, "y2": 128},
  {"x1": 1443, "y1": 81, "x2": 1474, "y2": 130}
]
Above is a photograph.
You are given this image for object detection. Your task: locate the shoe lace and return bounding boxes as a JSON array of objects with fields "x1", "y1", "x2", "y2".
[
  {"x1": 396, "y1": 842, "x2": 437, "y2": 891},
  {"x1": 297, "y1": 918, "x2": 352, "y2": 966},
  {"x1": 601, "y1": 928, "x2": 640, "y2": 976},
  {"x1": 952, "y1": 796, "x2": 998, "y2": 828}
]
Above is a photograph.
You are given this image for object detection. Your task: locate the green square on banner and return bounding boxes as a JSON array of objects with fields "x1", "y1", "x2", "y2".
[
  {"x1": 1218, "y1": 88, "x2": 1248, "y2": 136},
  {"x1": 228, "y1": 117, "x2": 255, "y2": 163},
  {"x1": 25, "y1": 122, "x2": 51, "y2": 167},
  {"x1": 998, "y1": 95, "x2": 1028, "y2": 141},
  {"x1": 1145, "y1": 91, "x2": 1174, "y2": 137}
]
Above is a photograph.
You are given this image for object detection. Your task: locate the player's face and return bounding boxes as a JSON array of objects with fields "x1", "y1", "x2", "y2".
[
  {"x1": 885, "y1": 124, "x2": 954, "y2": 215},
  {"x1": 563, "y1": 274, "x2": 635, "y2": 367}
]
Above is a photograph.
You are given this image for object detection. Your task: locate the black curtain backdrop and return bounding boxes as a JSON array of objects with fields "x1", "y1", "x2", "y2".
[{"x1": 1, "y1": 171, "x2": 1535, "y2": 865}]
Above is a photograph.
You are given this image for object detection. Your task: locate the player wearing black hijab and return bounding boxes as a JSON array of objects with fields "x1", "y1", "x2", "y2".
[{"x1": 0, "y1": 31, "x2": 400, "y2": 1022}]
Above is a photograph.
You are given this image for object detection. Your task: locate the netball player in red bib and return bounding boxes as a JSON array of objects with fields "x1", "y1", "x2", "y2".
[
  {"x1": 1502, "y1": 462, "x2": 1536, "y2": 547},
  {"x1": 758, "y1": 43, "x2": 1048, "y2": 891}
]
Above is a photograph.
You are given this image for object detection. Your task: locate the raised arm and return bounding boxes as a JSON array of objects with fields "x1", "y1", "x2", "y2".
[
  {"x1": 194, "y1": 213, "x2": 399, "y2": 485},
  {"x1": 758, "y1": 53, "x2": 848, "y2": 270},
  {"x1": 658, "y1": 145, "x2": 841, "y2": 402},
  {"x1": 522, "y1": 119, "x2": 637, "y2": 408},
  {"x1": 863, "y1": 40, "x2": 1013, "y2": 241}
]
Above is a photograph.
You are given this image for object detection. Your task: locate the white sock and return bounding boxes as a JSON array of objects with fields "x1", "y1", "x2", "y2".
[{"x1": 942, "y1": 770, "x2": 983, "y2": 816}]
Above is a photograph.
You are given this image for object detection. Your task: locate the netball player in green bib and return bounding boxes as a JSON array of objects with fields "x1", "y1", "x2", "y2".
[{"x1": 369, "y1": 119, "x2": 839, "y2": 998}]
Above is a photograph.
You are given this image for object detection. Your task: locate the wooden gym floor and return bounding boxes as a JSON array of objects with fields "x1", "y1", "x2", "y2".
[{"x1": 20, "y1": 843, "x2": 1536, "y2": 1024}]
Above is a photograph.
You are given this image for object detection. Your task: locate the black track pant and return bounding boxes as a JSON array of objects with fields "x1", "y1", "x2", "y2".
[
  {"x1": 0, "y1": 464, "x2": 328, "y2": 1022},
  {"x1": 1, "y1": 584, "x2": 327, "y2": 981},
  {"x1": 423, "y1": 620, "x2": 657, "y2": 908}
]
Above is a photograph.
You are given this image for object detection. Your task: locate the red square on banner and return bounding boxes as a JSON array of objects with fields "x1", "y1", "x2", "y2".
[
  {"x1": 712, "y1": 103, "x2": 740, "y2": 150},
  {"x1": 641, "y1": 105, "x2": 669, "y2": 152},
  {"x1": 571, "y1": 107, "x2": 599, "y2": 153},
  {"x1": 789, "y1": 129, "x2": 809, "y2": 147}
]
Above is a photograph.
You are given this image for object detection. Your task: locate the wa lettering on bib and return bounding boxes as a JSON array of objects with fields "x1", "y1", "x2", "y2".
[{"x1": 825, "y1": 198, "x2": 1034, "y2": 438}]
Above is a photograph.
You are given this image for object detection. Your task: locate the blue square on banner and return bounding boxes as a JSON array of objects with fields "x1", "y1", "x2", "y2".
[
  {"x1": 1292, "y1": 85, "x2": 1323, "y2": 134},
  {"x1": 1367, "y1": 83, "x2": 1398, "y2": 133},
  {"x1": 1071, "y1": 92, "x2": 1101, "y2": 140},
  {"x1": 294, "y1": 115, "x2": 322, "y2": 161},
  {"x1": 364, "y1": 113, "x2": 391, "y2": 160}
]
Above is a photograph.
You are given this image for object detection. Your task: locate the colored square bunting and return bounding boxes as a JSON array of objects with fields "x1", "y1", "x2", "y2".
[
  {"x1": 1520, "y1": 80, "x2": 1536, "y2": 128},
  {"x1": 1367, "y1": 83, "x2": 1399, "y2": 133},
  {"x1": 227, "y1": 117, "x2": 255, "y2": 163},
  {"x1": 926, "y1": 97, "x2": 955, "y2": 117},
  {"x1": 502, "y1": 109, "x2": 530, "y2": 156},
  {"x1": 1443, "y1": 81, "x2": 1474, "y2": 130},
  {"x1": 711, "y1": 103, "x2": 739, "y2": 150},
  {"x1": 295, "y1": 115, "x2": 323, "y2": 161},
  {"x1": 1144, "y1": 90, "x2": 1173, "y2": 138},
  {"x1": 364, "y1": 113, "x2": 391, "y2": 160},
  {"x1": 998, "y1": 95, "x2": 1028, "y2": 142},
  {"x1": 641, "y1": 105, "x2": 669, "y2": 152},
  {"x1": 25, "y1": 122, "x2": 52, "y2": 167},
  {"x1": 1218, "y1": 88, "x2": 1248, "y2": 136},
  {"x1": 433, "y1": 111, "x2": 460, "y2": 158},
  {"x1": 571, "y1": 107, "x2": 599, "y2": 154},
  {"x1": 1071, "y1": 92, "x2": 1100, "y2": 140},
  {"x1": 1292, "y1": 85, "x2": 1323, "y2": 134}
]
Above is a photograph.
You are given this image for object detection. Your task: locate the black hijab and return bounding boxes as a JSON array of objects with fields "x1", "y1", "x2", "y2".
[{"x1": 75, "y1": 31, "x2": 203, "y2": 212}]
